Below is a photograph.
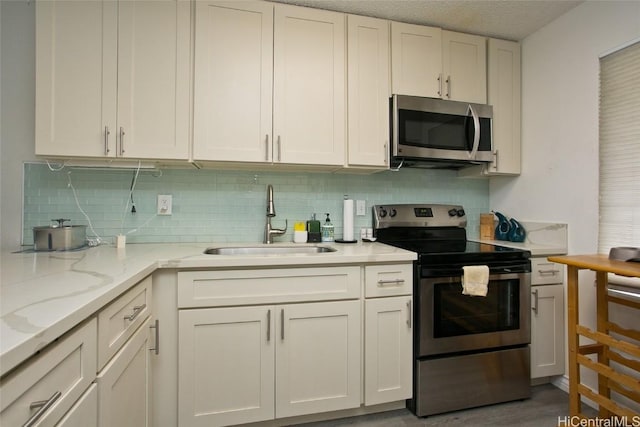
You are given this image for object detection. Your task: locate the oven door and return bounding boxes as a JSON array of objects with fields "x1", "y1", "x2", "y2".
[{"x1": 418, "y1": 272, "x2": 531, "y2": 357}]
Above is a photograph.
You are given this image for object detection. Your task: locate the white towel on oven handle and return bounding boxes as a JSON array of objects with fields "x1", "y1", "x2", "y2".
[{"x1": 462, "y1": 265, "x2": 489, "y2": 297}]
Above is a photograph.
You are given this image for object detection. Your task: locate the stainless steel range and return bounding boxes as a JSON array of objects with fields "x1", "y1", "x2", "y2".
[{"x1": 373, "y1": 204, "x2": 532, "y2": 417}]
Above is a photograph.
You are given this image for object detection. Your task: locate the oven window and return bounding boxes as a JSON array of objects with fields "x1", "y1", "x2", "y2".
[
  {"x1": 399, "y1": 109, "x2": 492, "y2": 152},
  {"x1": 433, "y1": 278, "x2": 520, "y2": 338}
]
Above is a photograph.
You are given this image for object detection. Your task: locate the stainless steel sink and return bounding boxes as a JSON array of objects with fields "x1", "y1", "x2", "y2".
[{"x1": 203, "y1": 245, "x2": 337, "y2": 255}]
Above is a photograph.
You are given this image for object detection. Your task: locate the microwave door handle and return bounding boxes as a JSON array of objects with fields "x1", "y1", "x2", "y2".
[{"x1": 467, "y1": 104, "x2": 480, "y2": 159}]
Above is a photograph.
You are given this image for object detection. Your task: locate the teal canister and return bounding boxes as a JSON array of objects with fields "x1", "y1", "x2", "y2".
[{"x1": 494, "y1": 212, "x2": 511, "y2": 241}]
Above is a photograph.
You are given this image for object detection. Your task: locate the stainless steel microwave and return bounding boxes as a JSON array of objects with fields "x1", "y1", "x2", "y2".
[{"x1": 391, "y1": 95, "x2": 494, "y2": 169}]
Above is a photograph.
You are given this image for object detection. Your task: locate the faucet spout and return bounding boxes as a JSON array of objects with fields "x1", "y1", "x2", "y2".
[
  {"x1": 264, "y1": 184, "x2": 287, "y2": 243},
  {"x1": 266, "y1": 184, "x2": 276, "y2": 217}
]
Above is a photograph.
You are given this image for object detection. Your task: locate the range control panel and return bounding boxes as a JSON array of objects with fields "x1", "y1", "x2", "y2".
[{"x1": 373, "y1": 204, "x2": 467, "y2": 229}]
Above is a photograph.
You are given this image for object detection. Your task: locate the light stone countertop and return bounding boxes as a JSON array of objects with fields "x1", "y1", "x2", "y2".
[
  {"x1": 0, "y1": 242, "x2": 416, "y2": 376},
  {"x1": 472, "y1": 221, "x2": 568, "y2": 257}
]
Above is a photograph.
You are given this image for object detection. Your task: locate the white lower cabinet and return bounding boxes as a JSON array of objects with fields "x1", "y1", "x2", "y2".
[
  {"x1": 364, "y1": 296, "x2": 413, "y2": 405},
  {"x1": 178, "y1": 300, "x2": 361, "y2": 427},
  {"x1": 96, "y1": 317, "x2": 152, "y2": 427},
  {"x1": 0, "y1": 319, "x2": 97, "y2": 427},
  {"x1": 530, "y1": 283, "x2": 565, "y2": 378}
]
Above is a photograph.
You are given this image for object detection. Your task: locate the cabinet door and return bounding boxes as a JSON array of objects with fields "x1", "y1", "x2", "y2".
[
  {"x1": 56, "y1": 384, "x2": 98, "y2": 427},
  {"x1": 178, "y1": 306, "x2": 275, "y2": 427},
  {"x1": 364, "y1": 296, "x2": 413, "y2": 405},
  {"x1": 276, "y1": 300, "x2": 360, "y2": 418},
  {"x1": 36, "y1": 0, "x2": 118, "y2": 157},
  {"x1": 193, "y1": 1, "x2": 274, "y2": 162},
  {"x1": 96, "y1": 318, "x2": 151, "y2": 427},
  {"x1": 116, "y1": 0, "x2": 190, "y2": 160},
  {"x1": 391, "y1": 22, "x2": 441, "y2": 98},
  {"x1": 486, "y1": 38, "x2": 521, "y2": 175},
  {"x1": 531, "y1": 284, "x2": 565, "y2": 378},
  {"x1": 347, "y1": 15, "x2": 390, "y2": 168},
  {"x1": 442, "y1": 31, "x2": 487, "y2": 104},
  {"x1": 273, "y1": 5, "x2": 346, "y2": 166}
]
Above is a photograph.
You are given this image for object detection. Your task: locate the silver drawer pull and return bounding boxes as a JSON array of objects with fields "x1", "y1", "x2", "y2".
[
  {"x1": 24, "y1": 391, "x2": 62, "y2": 427},
  {"x1": 538, "y1": 269, "x2": 560, "y2": 275},
  {"x1": 124, "y1": 304, "x2": 146, "y2": 321},
  {"x1": 378, "y1": 279, "x2": 405, "y2": 286}
]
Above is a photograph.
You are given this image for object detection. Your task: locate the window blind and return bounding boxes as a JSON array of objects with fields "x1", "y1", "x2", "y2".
[{"x1": 598, "y1": 41, "x2": 640, "y2": 254}]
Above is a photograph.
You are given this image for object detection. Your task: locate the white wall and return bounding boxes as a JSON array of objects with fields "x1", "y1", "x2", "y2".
[
  {"x1": 490, "y1": 0, "x2": 640, "y2": 392},
  {"x1": 0, "y1": 1, "x2": 36, "y2": 250}
]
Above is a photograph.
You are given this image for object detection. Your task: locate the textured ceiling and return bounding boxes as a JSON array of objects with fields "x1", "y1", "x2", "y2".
[{"x1": 271, "y1": 0, "x2": 584, "y2": 41}]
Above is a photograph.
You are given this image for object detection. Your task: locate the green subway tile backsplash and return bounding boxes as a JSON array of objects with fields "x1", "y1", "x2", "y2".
[{"x1": 23, "y1": 163, "x2": 489, "y2": 245}]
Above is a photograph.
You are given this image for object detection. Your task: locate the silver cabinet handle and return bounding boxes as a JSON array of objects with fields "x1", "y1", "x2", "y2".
[
  {"x1": 104, "y1": 126, "x2": 111, "y2": 155},
  {"x1": 532, "y1": 289, "x2": 539, "y2": 314},
  {"x1": 493, "y1": 149, "x2": 499, "y2": 170},
  {"x1": 406, "y1": 300, "x2": 412, "y2": 328},
  {"x1": 383, "y1": 142, "x2": 388, "y2": 165},
  {"x1": 377, "y1": 279, "x2": 405, "y2": 286},
  {"x1": 538, "y1": 269, "x2": 560, "y2": 275},
  {"x1": 281, "y1": 309, "x2": 285, "y2": 340},
  {"x1": 149, "y1": 319, "x2": 159, "y2": 355},
  {"x1": 119, "y1": 127, "x2": 125, "y2": 156},
  {"x1": 267, "y1": 309, "x2": 271, "y2": 342},
  {"x1": 277, "y1": 135, "x2": 282, "y2": 162},
  {"x1": 445, "y1": 75, "x2": 451, "y2": 99},
  {"x1": 124, "y1": 303, "x2": 146, "y2": 321},
  {"x1": 437, "y1": 74, "x2": 442, "y2": 97},
  {"x1": 265, "y1": 134, "x2": 270, "y2": 161},
  {"x1": 23, "y1": 391, "x2": 62, "y2": 427}
]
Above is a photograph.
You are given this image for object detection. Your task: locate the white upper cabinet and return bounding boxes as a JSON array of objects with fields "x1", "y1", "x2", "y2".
[
  {"x1": 391, "y1": 22, "x2": 442, "y2": 99},
  {"x1": 391, "y1": 22, "x2": 486, "y2": 103},
  {"x1": 442, "y1": 30, "x2": 487, "y2": 104},
  {"x1": 36, "y1": 0, "x2": 190, "y2": 160},
  {"x1": 273, "y1": 5, "x2": 346, "y2": 166},
  {"x1": 193, "y1": 1, "x2": 274, "y2": 163},
  {"x1": 485, "y1": 38, "x2": 521, "y2": 175},
  {"x1": 346, "y1": 15, "x2": 390, "y2": 168},
  {"x1": 193, "y1": 3, "x2": 346, "y2": 167}
]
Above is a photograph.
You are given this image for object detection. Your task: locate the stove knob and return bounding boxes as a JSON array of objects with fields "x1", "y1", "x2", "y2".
[
  {"x1": 457, "y1": 209, "x2": 466, "y2": 217},
  {"x1": 379, "y1": 208, "x2": 387, "y2": 218},
  {"x1": 389, "y1": 208, "x2": 397, "y2": 218},
  {"x1": 448, "y1": 208, "x2": 458, "y2": 217}
]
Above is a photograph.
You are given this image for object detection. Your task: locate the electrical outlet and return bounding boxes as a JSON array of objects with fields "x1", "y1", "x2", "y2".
[
  {"x1": 356, "y1": 200, "x2": 366, "y2": 216},
  {"x1": 157, "y1": 195, "x2": 172, "y2": 215}
]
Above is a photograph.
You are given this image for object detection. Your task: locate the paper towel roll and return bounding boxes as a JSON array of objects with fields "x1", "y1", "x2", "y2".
[{"x1": 343, "y1": 198, "x2": 354, "y2": 241}]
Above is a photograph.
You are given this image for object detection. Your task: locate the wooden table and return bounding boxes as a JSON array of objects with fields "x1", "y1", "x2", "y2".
[{"x1": 547, "y1": 254, "x2": 640, "y2": 420}]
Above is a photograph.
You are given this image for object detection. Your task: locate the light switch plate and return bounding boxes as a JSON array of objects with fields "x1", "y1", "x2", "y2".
[
  {"x1": 356, "y1": 200, "x2": 366, "y2": 216},
  {"x1": 157, "y1": 195, "x2": 172, "y2": 215}
]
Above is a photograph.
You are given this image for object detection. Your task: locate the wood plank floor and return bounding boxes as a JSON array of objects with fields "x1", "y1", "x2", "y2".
[{"x1": 299, "y1": 384, "x2": 597, "y2": 426}]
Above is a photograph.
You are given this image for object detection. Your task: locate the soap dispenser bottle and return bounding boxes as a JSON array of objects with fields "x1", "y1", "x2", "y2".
[{"x1": 321, "y1": 213, "x2": 334, "y2": 242}]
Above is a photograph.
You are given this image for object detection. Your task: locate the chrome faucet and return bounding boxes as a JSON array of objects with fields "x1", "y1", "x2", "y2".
[{"x1": 264, "y1": 184, "x2": 287, "y2": 244}]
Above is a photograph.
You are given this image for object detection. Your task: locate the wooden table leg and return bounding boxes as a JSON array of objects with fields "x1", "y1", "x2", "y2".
[
  {"x1": 595, "y1": 270, "x2": 610, "y2": 418},
  {"x1": 567, "y1": 265, "x2": 581, "y2": 415}
]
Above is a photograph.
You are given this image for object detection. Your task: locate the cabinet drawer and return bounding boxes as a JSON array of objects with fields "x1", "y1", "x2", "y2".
[
  {"x1": 98, "y1": 276, "x2": 152, "y2": 370},
  {"x1": 531, "y1": 258, "x2": 564, "y2": 285},
  {"x1": 0, "y1": 318, "x2": 97, "y2": 427},
  {"x1": 365, "y1": 264, "x2": 413, "y2": 297},
  {"x1": 178, "y1": 266, "x2": 360, "y2": 308}
]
